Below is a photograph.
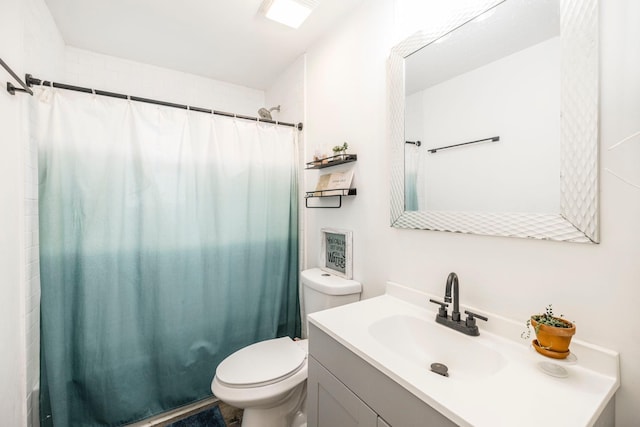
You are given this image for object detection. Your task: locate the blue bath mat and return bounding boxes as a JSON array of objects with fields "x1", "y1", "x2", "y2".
[{"x1": 167, "y1": 405, "x2": 226, "y2": 427}]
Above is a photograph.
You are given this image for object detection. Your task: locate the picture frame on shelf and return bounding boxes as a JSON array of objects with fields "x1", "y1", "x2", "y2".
[
  {"x1": 313, "y1": 170, "x2": 354, "y2": 196},
  {"x1": 320, "y1": 228, "x2": 353, "y2": 279}
]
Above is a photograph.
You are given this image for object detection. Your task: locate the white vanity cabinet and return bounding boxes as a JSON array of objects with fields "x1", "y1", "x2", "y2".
[{"x1": 308, "y1": 323, "x2": 457, "y2": 427}]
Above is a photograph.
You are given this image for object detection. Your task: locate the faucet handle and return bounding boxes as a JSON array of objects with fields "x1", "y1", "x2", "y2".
[
  {"x1": 429, "y1": 299, "x2": 449, "y2": 318},
  {"x1": 464, "y1": 310, "x2": 488, "y2": 328}
]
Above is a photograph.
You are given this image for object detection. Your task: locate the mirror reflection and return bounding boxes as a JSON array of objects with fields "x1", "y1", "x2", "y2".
[
  {"x1": 389, "y1": 0, "x2": 599, "y2": 242},
  {"x1": 404, "y1": 0, "x2": 560, "y2": 213}
]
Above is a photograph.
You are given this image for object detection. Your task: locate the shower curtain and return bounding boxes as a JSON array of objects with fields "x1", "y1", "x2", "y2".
[
  {"x1": 404, "y1": 144, "x2": 420, "y2": 211},
  {"x1": 34, "y1": 87, "x2": 300, "y2": 426}
]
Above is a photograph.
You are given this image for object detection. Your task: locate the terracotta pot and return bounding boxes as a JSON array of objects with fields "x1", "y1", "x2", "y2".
[{"x1": 531, "y1": 316, "x2": 576, "y2": 358}]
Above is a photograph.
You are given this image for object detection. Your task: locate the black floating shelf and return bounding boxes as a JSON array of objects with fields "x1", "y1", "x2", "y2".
[
  {"x1": 305, "y1": 154, "x2": 357, "y2": 169},
  {"x1": 304, "y1": 188, "x2": 357, "y2": 208}
]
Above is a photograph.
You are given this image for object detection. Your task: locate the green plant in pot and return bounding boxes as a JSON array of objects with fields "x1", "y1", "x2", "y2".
[
  {"x1": 521, "y1": 304, "x2": 575, "y2": 359},
  {"x1": 332, "y1": 142, "x2": 349, "y2": 160}
]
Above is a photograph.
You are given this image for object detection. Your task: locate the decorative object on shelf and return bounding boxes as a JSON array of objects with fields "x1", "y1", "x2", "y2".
[
  {"x1": 332, "y1": 142, "x2": 349, "y2": 160},
  {"x1": 313, "y1": 173, "x2": 332, "y2": 196},
  {"x1": 521, "y1": 304, "x2": 576, "y2": 359},
  {"x1": 306, "y1": 154, "x2": 357, "y2": 169},
  {"x1": 313, "y1": 150, "x2": 330, "y2": 165},
  {"x1": 306, "y1": 170, "x2": 356, "y2": 208},
  {"x1": 327, "y1": 170, "x2": 353, "y2": 194},
  {"x1": 320, "y1": 228, "x2": 353, "y2": 279},
  {"x1": 313, "y1": 170, "x2": 354, "y2": 196},
  {"x1": 305, "y1": 152, "x2": 357, "y2": 207}
]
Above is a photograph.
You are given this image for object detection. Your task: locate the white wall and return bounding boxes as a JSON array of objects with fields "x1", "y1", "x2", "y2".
[
  {"x1": 404, "y1": 92, "x2": 423, "y2": 145},
  {"x1": 265, "y1": 54, "x2": 307, "y2": 269},
  {"x1": 409, "y1": 37, "x2": 560, "y2": 212},
  {"x1": 304, "y1": 0, "x2": 392, "y2": 293},
  {"x1": 64, "y1": 47, "x2": 264, "y2": 117},
  {"x1": 303, "y1": 0, "x2": 640, "y2": 425},
  {"x1": 266, "y1": 55, "x2": 305, "y2": 126}
]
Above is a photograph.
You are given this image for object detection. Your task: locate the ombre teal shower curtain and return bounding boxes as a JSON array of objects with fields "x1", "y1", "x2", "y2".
[
  {"x1": 34, "y1": 87, "x2": 300, "y2": 426},
  {"x1": 404, "y1": 143, "x2": 420, "y2": 211}
]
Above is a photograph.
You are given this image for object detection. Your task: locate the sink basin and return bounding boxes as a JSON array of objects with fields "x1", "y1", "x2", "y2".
[{"x1": 368, "y1": 314, "x2": 507, "y2": 380}]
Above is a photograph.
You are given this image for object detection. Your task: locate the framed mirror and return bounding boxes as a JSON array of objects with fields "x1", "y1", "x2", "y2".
[{"x1": 389, "y1": 0, "x2": 599, "y2": 243}]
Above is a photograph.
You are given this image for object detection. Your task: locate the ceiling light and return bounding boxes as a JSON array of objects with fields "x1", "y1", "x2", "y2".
[{"x1": 261, "y1": 0, "x2": 318, "y2": 29}]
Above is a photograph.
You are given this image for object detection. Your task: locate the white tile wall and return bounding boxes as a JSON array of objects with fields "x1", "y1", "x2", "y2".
[
  {"x1": 22, "y1": 1, "x2": 66, "y2": 426},
  {"x1": 0, "y1": 1, "x2": 28, "y2": 425},
  {"x1": 0, "y1": 0, "x2": 50, "y2": 425}
]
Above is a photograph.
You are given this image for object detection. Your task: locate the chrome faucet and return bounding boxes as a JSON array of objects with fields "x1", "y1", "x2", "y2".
[{"x1": 429, "y1": 272, "x2": 488, "y2": 336}]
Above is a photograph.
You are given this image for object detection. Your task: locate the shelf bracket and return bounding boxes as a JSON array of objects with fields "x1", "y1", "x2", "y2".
[
  {"x1": 304, "y1": 188, "x2": 356, "y2": 208},
  {"x1": 305, "y1": 195, "x2": 345, "y2": 208}
]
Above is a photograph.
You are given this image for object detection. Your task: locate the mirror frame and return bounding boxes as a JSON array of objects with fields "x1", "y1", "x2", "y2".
[{"x1": 389, "y1": 0, "x2": 599, "y2": 243}]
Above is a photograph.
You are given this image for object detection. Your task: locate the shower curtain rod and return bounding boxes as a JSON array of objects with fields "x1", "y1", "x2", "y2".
[
  {"x1": 1, "y1": 57, "x2": 33, "y2": 96},
  {"x1": 22, "y1": 74, "x2": 303, "y2": 131}
]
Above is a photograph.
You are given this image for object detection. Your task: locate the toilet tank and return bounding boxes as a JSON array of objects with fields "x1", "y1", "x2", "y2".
[{"x1": 301, "y1": 268, "x2": 361, "y2": 318}]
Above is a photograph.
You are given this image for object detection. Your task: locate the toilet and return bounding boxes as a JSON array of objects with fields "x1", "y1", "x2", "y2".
[{"x1": 211, "y1": 268, "x2": 361, "y2": 427}]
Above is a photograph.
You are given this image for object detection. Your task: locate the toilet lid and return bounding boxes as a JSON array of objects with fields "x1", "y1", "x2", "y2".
[{"x1": 216, "y1": 337, "x2": 307, "y2": 387}]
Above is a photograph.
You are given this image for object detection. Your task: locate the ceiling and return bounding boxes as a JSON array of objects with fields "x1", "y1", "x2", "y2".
[{"x1": 43, "y1": 0, "x2": 364, "y2": 90}]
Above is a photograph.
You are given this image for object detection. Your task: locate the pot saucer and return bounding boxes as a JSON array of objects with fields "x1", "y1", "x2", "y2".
[
  {"x1": 529, "y1": 342, "x2": 577, "y2": 364},
  {"x1": 532, "y1": 339, "x2": 570, "y2": 359},
  {"x1": 537, "y1": 361, "x2": 569, "y2": 378}
]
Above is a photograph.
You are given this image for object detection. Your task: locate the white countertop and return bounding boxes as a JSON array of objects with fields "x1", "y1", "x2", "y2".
[{"x1": 308, "y1": 282, "x2": 619, "y2": 427}]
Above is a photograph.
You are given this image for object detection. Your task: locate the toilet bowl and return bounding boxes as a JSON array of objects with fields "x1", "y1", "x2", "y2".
[
  {"x1": 212, "y1": 338, "x2": 308, "y2": 427},
  {"x1": 211, "y1": 268, "x2": 361, "y2": 427}
]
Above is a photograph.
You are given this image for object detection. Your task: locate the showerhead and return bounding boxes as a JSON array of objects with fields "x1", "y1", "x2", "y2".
[{"x1": 258, "y1": 105, "x2": 281, "y2": 121}]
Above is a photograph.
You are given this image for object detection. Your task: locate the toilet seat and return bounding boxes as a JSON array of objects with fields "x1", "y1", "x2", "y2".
[{"x1": 216, "y1": 337, "x2": 307, "y2": 388}]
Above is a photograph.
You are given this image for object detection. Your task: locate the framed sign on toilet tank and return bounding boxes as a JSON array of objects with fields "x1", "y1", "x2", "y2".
[{"x1": 320, "y1": 228, "x2": 353, "y2": 279}]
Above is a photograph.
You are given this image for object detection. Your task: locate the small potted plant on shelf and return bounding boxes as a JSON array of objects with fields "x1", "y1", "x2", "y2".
[
  {"x1": 521, "y1": 304, "x2": 575, "y2": 359},
  {"x1": 332, "y1": 142, "x2": 349, "y2": 161}
]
